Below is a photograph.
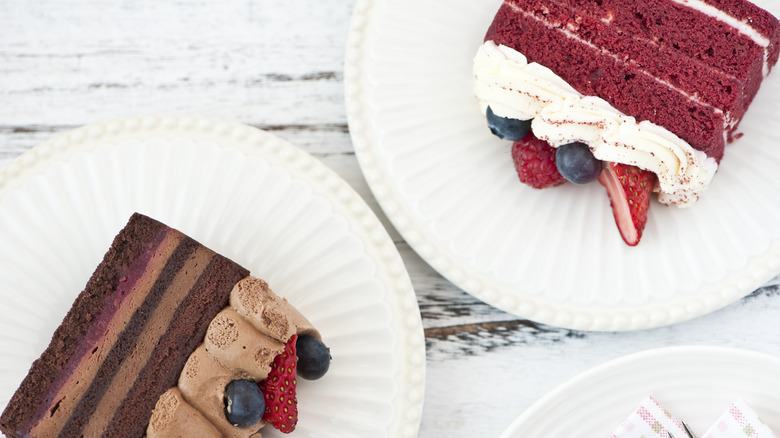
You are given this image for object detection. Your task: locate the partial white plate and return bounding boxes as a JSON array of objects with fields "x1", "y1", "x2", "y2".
[
  {"x1": 0, "y1": 116, "x2": 425, "y2": 438},
  {"x1": 345, "y1": 0, "x2": 780, "y2": 331},
  {"x1": 500, "y1": 346, "x2": 780, "y2": 437}
]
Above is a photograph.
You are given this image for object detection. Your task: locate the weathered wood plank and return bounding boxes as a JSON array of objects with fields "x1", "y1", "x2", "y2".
[{"x1": 0, "y1": 0, "x2": 353, "y2": 132}]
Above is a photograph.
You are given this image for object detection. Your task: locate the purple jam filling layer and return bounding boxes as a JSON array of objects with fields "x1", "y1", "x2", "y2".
[{"x1": 24, "y1": 226, "x2": 170, "y2": 431}]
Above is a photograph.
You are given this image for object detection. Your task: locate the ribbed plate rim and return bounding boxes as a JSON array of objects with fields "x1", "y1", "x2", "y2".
[{"x1": 499, "y1": 345, "x2": 780, "y2": 437}]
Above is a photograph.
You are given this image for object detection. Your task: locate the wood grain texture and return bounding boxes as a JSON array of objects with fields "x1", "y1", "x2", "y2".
[{"x1": 2, "y1": 1, "x2": 780, "y2": 437}]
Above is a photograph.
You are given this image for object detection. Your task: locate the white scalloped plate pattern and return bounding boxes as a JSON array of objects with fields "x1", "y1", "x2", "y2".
[
  {"x1": 0, "y1": 116, "x2": 425, "y2": 438},
  {"x1": 500, "y1": 346, "x2": 780, "y2": 437},
  {"x1": 345, "y1": 0, "x2": 780, "y2": 330}
]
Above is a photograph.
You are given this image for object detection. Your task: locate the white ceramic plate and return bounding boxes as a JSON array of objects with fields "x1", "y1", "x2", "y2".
[
  {"x1": 345, "y1": 0, "x2": 780, "y2": 330},
  {"x1": 0, "y1": 116, "x2": 425, "y2": 438},
  {"x1": 500, "y1": 346, "x2": 780, "y2": 437}
]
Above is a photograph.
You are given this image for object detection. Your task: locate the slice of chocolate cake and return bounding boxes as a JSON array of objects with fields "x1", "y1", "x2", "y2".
[
  {"x1": 0, "y1": 213, "x2": 331, "y2": 437},
  {"x1": 0, "y1": 213, "x2": 248, "y2": 437}
]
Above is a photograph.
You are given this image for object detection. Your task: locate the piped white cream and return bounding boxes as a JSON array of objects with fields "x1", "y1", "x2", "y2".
[{"x1": 474, "y1": 41, "x2": 718, "y2": 207}]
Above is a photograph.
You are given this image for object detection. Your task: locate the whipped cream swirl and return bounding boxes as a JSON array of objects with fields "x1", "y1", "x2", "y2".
[{"x1": 474, "y1": 41, "x2": 718, "y2": 207}]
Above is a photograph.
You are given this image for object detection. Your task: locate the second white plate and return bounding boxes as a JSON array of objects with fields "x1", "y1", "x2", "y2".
[
  {"x1": 500, "y1": 346, "x2": 780, "y2": 437},
  {"x1": 345, "y1": 0, "x2": 780, "y2": 330}
]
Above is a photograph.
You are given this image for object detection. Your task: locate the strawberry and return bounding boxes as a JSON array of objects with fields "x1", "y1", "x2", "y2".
[
  {"x1": 258, "y1": 334, "x2": 298, "y2": 433},
  {"x1": 511, "y1": 133, "x2": 566, "y2": 189},
  {"x1": 598, "y1": 163, "x2": 656, "y2": 246}
]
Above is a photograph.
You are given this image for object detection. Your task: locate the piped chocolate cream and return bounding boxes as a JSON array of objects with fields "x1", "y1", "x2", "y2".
[{"x1": 147, "y1": 277, "x2": 320, "y2": 438}]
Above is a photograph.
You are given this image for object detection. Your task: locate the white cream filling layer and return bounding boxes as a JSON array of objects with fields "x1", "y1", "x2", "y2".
[{"x1": 474, "y1": 41, "x2": 718, "y2": 207}]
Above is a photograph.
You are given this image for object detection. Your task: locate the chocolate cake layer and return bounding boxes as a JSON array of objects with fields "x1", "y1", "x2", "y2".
[
  {"x1": 103, "y1": 254, "x2": 247, "y2": 437},
  {"x1": 0, "y1": 213, "x2": 249, "y2": 438}
]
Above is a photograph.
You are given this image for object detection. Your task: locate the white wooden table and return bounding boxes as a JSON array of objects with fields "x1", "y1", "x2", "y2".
[{"x1": 1, "y1": 1, "x2": 779, "y2": 437}]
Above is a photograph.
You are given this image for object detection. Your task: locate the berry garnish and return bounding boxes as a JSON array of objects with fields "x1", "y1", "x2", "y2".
[
  {"x1": 555, "y1": 142, "x2": 603, "y2": 184},
  {"x1": 598, "y1": 162, "x2": 656, "y2": 246},
  {"x1": 224, "y1": 379, "x2": 265, "y2": 428},
  {"x1": 511, "y1": 134, "x2": 566, "y2": 189},
  {"x1": 486, "y1": 106, "x2": 533, "y2": 141},
  {"x1": 258, "y1": 334, "x2": 298, "y2": 433},
  {"x1": 296, "y1": 335, "x2": 331, "y2": 380}
]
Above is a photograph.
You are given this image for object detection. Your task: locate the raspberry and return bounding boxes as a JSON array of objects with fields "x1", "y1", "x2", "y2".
[{"x1": 511, "y1": 134, "x2": 566, "y2": 189}]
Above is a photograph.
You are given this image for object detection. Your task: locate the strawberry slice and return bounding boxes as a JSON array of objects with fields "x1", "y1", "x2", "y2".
[
  {"x1": 511, "y1": 133, "x2": 566, "y2": 189},
  {"x1": 598, "y1": 163, "x2": 656, "y2": 246},
  {"x1": 258, "y1": 334, "x2": 298, "y2": 433}
]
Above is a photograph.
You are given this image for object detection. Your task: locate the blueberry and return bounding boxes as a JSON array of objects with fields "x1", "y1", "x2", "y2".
[
  {"x1": 486, "y1": 106, "x2": 532, "y2": 141},
  {"x1": 296, "y1": 335, "x2": 331, "y2": 380},
  {"x1": 555, "y1": 142, "x2": 603, "y2": 184},
  {"x1": 224, "y1": 379, "x2": 265, "y2": 427}
]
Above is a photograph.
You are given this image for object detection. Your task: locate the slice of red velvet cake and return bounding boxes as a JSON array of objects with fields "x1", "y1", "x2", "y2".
[
  {"x1": 0, "y1": 213, "x2": 331, "y2": 437},
  {"x1": 474, "y1": 0, "x2": 780, "y2": 245}
]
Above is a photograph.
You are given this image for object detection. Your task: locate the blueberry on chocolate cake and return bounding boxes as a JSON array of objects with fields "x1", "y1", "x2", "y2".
[
  {"x1": 0, "y1": 213, "x2": 330, "y2": 437},
  {"x1": 474, "y1": 0, "x2": 780, "y2": 245}
]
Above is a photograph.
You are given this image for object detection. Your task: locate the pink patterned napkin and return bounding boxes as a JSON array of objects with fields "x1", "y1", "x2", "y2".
[
  {"x1": 610, "y1": 396, "x2": 690, "y2": 438},
  {"x1": 702, "y1": 399, "x2": 778, "y2": 438},
  {"x1": 612, "y1": 397, "x2": 778, "y2": 438}
]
